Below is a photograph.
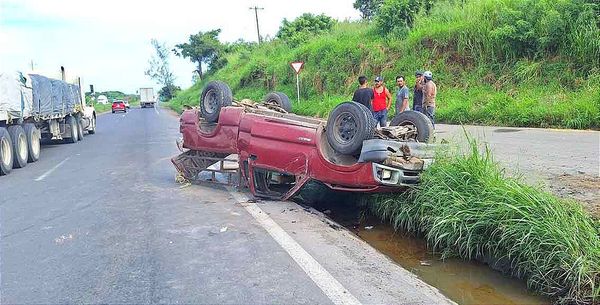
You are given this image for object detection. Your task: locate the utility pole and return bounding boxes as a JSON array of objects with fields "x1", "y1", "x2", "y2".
[{"x1": 249, "y1": 6, "x2": 264, "y2": 43}]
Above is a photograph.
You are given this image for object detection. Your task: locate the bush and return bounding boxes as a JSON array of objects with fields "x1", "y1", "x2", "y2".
[
  {"x1": 276, "y1": 13, "x2": 336, "y2": 45},
  {"x1": 371, "y1": 138, "x2": 600, "y2": 304}
]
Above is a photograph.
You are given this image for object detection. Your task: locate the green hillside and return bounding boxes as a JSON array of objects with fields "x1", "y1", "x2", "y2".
[{"x1": 169, "y1": 0, "x2": 600, "y2": 129}]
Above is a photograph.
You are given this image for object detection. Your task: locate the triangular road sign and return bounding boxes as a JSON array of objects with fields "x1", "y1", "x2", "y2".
[{"x1": 291, "y1": 61, "x2": 304, "y2": 74}]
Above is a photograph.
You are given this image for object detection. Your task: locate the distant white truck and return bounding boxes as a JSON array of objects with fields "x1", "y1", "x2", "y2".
[
  {"x1": 139, "y1": 87, "x2": 155, "y2": 108},
  {"x1": 0, "y1": 69, "x2": 96, "y2": 176}
]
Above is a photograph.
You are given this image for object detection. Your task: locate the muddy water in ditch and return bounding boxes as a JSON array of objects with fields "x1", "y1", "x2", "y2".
[{"x1": 307, "y1": 197, "x2": 551, "y2": 305}]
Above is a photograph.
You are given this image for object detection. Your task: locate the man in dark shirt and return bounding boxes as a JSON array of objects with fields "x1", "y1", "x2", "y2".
[
  {"x1": 352, "y1": 75, "x2": 374, "y2": 110},
  {"x1": 413, "y1": 71, "x2": 424, "y2": 113}
]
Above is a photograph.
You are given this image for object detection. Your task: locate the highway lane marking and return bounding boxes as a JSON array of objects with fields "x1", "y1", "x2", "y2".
[
  {"x1": 228, "y1": 188, "x2": 362, "y2": 305},
  {"x1": 34, "y1": 157, "x2": 70, "y2": 181}
]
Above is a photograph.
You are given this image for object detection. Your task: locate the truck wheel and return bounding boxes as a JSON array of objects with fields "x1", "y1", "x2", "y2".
[
  {"x1": 0, "y1": 127, "x2": 13, "y2": 175},
  {"x1": 77, "y1": 116, "x2": 84, "y2": 141},
  {"x1": 7, "y1": 125, "x2": 28, "y2": 168},
  {"x1": 66, "y1": 116, "x2": 78, "y2": 144},
  {"x1": 326, "y1": 102, "x2": 375, "y2": 155},
  {"x1": 23, "y1": 123, "x2": 41, "y2": 162},
  {"x1": 200, "y1": 81, "x2": 232, "y2": 123},
  {"x1": 264, "y1": 92, "x2": 292, "y2": 112},
  {"x1": 88, "y1": 115, "x2": 96, "y2": 134},
  {"x1": 390, "y1": 111, "x2": 434, "y2": 143}
]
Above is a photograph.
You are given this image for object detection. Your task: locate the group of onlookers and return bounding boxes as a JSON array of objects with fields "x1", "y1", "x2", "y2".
[{"x1": 352, "y1": 71, "x2": 437, "y2": 128}]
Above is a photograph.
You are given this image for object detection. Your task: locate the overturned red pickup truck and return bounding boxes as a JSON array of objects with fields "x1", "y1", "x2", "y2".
[{"x1": 172, "y1": 81, "x2": 437, "y2": 200}]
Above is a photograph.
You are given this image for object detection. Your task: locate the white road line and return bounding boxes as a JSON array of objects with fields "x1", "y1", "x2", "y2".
[
  {"x1": 35, "y1": 157, "x2": 70, "y2": 181},
  {"x1": 154, "y1": 106, "x2": 159, "y2": 115},
  {"x1": 228, "y1": 189, "x2": 362, "y2": 305}
]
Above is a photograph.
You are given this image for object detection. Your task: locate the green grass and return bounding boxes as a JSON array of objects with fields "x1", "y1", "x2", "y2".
[
  {"x1": 370, "y1": 137, "x2": 600, "y2": 304},
  {"x1": 167, "y1": 0, "x2": 600, "y2": 129}
]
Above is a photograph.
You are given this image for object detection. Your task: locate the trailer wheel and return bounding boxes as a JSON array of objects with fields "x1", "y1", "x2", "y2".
[
  {"x1": 200, "y1": 81, "x2": 232, "y2": 123},
  {"x1": 23, "y1": 123, "x2": 40, "y2": 162},
  {"x1": 77, "y1": 116, "x2": 84, "y2": 141},
  {"x1": 7, "y1": 125, "x2": 28, "y2": 168},
  {"x1": 0, "y1": 127, "x2": 13, "y2": 175},
  {"x1": 326, "y1": 102, "x2": 375, "y2": 155},
  {"x1": 66, "y1": 116, "x2": 78, "y2": 144},
  {"x1": 390, "y1": 111, "x2": 434, "y2": 143},
  {"x1": 264, "y1": 92, "x2": 292, "y2": 112},
  {"x1": 88, "y1": 115, "x2": 96, "y2": 134}
]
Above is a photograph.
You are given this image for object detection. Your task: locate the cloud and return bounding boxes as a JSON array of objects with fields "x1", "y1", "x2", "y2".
[{"x1": 0, "y1": 0, "x2": 360, "y2": 93}]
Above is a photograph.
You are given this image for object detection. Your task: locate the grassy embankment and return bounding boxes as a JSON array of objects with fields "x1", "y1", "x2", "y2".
[
  {"x1": 371, "y1": 138, "x2": 600, "y2": 304},
  {"x1": 169, "y1": 0, "x2": 600, "y2": 129}
]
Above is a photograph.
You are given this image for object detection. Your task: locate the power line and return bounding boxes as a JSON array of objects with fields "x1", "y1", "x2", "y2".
[{"x1": 249, "y1": 6, "x2": 264, "y2": 43}]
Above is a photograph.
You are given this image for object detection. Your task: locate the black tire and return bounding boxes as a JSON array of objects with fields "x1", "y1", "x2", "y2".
[
  {"x1": 0, "y1": 127, "x2": 13, "y2": 175},
  {"x1": 200, "y1": 81, "x2": 233, "y2": 123},
  {"x1": 326, "y1": 101, "x2": 375, "y2": 155},
  {"x1": 23, "y1": 123, "x2": 40, "y2": 162},
  {"x1": 88, "y1": 115, "x2": 96, "y2": 134},
  {"x1": 112, "y1": 110, "x2": 115, "y2": 113},
  {"x1": 354, "y1": 102, "x2": 377, "y2": 136},
  {"x1": 7, "y1": 125, "x2": 28, "y2": 168},
  {"x1": 77, "y1": 116, "x2": 84, "y2": 141},
  {"x1": 66, "y1": 116, "x2": 78, "y2": 144},
  {"x1": 390, "y1": 110, "x2": 434, "y2": 143},
  {"x1": 264, "y1": 92, "x2": 292, "y2": 112}
]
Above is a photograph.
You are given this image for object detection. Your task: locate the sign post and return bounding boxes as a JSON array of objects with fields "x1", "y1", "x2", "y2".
[{"x1": 290, "y1": 61, "x2": 304, "y2": 103}]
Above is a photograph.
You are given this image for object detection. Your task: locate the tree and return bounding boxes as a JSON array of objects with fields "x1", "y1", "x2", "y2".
[
  {"x1": 145, "y1": 39, "x2": 177, "y2": 100},
  {"x1": 353, "y1": 0, "x2": 384, "y2": 20},
  {"x1": 173, "y1": 29, "x2": 224, "y2": 79},
  {"x1": 158, "y1": 84, "x2": 181, "y2": 101},
  {"x1": 276, "y1": 13, "x2": 336, "y2": 45},
  {"x1": 375, "y1": 0, "x2": 420, "y2": 35}
]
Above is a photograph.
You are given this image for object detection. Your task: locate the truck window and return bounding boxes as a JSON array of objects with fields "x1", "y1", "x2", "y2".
[{"x1": 253, "y1": 168, "x2": 296, "y2": 197}]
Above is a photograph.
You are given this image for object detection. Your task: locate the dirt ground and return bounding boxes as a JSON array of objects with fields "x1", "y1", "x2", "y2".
[{"x1": 547, "y1": 174, "x2": 600, "y2": 219}]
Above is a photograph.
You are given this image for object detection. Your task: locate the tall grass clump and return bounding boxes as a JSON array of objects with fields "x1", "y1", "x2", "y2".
[{"x1": 371, "y1": 137, "x2": 600, "y2": 304}]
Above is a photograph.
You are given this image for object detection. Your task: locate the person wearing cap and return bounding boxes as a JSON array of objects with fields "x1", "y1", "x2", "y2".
[
  {"x1": 422, "y1": 71, "x2": 437, "y2": 127},
  {"x1": 352, "y1": 75, "x2": 374, "y2": 110},
  {"x1": 372, "y1": 76, "x2": 392, "y2": 127},
  {"x1": 413, "y1": 71, "x2": 424, "y2": 113},
  {"x1": 395, "y1": 75, "x2": 410, "y2": 114}
]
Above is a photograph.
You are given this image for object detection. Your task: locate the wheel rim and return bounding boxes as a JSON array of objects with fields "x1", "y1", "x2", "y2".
[
  {"x1": 333, "y1": 111, "x2": 358, "y2": 144},
  {"x1": 31, "y1": 130, "x2": 40, "y2": 157},
  {"x1": 18, "y1": 133, "x2": 27, "y2": 161},
  {"x1": 72, "y1": 120, "x2": 78, "y2": 139},
  {"x1": 1, "y1": 137, "x2": 11, "y2": 166},
  {"x1": 203, "y1": 89, "x2": 218, "y2": 114}
]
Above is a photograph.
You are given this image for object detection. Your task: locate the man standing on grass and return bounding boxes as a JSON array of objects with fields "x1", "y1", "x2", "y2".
[
  {"x1": 413, "y1": 71, "x2": 424, "y2": 113},
  {"x1": 352, "y1": 75, "x2": 374, "y2": 111},
  {"x1": 372, "y1": 76, "x2": 392, "y2": 127},
  {"x1": 422, "y1": 71, "x2": 437, "y2": 128},
  {"x1": 395, "y1": 75, "x2": 410, "y2": 114}
]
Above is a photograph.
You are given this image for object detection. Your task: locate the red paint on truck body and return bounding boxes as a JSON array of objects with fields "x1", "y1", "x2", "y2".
[{"x1": 179, "y1": 107, "x2": 400, "y2": 199}]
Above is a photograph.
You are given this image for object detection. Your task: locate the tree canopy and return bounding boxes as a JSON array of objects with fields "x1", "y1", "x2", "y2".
[
  {"x1": 145, "y1": 39, "x2": 177, "y2": 100},
  {"x1": 173, "y1": 29, "x2": 224, "y2": 79},
  {"x1": 353, "y1": 0, "x2": 384, "y2": 20},
  {"x1": 276, "y1": 13, "x2": 336, "y2": 45}
]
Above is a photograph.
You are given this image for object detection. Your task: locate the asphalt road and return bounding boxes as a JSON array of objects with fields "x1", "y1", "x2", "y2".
[
  {"x1": 0, "y1": 107, "x2": 453, "y2": 304},
  {"x1": 436, "y1": 124, "x2": 599, "y2": 178}
]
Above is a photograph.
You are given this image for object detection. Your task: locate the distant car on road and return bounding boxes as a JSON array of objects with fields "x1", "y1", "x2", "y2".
[
  {"x1": 123, "y1": 100, "x2": 130, "y2": 109},
  {"x1": 112, "y1": 100, "x2": 126, "y2": 113}
]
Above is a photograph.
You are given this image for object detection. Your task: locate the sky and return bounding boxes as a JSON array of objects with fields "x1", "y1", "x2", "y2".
[{"x1": 0, "y1": 0, "x2": 360, "y2": 94}]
